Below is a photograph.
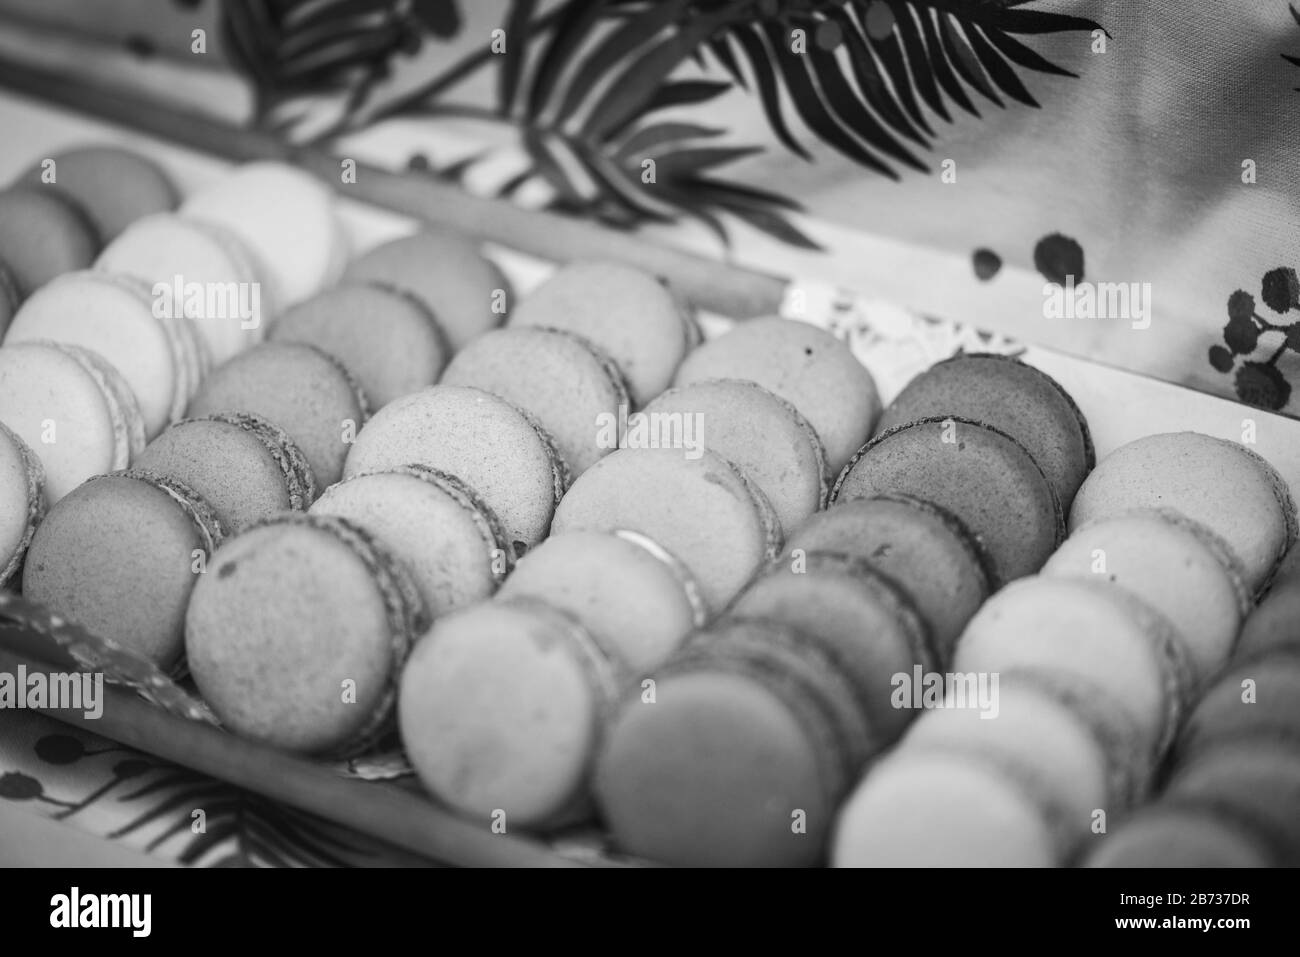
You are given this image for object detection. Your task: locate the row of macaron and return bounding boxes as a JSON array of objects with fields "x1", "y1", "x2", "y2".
[
  {"x1": 834, "y1": 494, "x2": 1296, "y2": 868},
  {"x1": 576, "y1": 429, "x2": 1299, "y2": 866},
  {"x1": 10, "y1": 334, "x2": 1297, "y2": 869},
  {"x1": 4, "y1": 147, "x2": 1298, "y2": 865}
]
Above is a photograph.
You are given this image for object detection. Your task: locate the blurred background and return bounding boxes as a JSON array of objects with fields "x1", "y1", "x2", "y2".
[{"x1": 0, "y1": 0, "x2": 1297, "y2": 414}]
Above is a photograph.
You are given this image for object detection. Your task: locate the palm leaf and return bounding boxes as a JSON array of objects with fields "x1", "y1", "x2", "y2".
[{"x1": 498, "y1": 0, "x2": 539, "y2": 116}]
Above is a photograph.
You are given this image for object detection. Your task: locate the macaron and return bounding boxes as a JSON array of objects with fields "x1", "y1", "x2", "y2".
[
  {"x1": 672, "y1": 316, "x2": 881, "y2": 473},
  {"x1": 4, "y1": 270, "x2": 207, "y2": 438},
  {"x1": 269, "y1": 283, "x2": 449, "y2": 409},
  {"x1": 343, "y1": 384, "x2": 566, "y2": 552},
  {"x1": 783, "y1": 493, "x2": 992, "y2": 663},
  {"x1": 185, "y1": 512, "x2": 426, "y2": 755},
  {"x1": 496, "y1": 529, "x2": 707, "y2": 673},
  {"x1": 832, "y1": 416, "x2": 1063, "y2": 585},
  {"x1": 399, "y1": 598, "x2": 622, "y2": 829},
  {"x1": 310, "y1": 465, "x2": 512, "y2": 619},
  {"x1": 642, "y1": 378, "x2": 827, "y2": 535},
  {"x1": 1083, "y1": 800, "x2": 1279, "y2": 867},
  {"x1": 509, "y1": 260, "x2": 692, "y2": 407},
  {"x1": 1042, "y1": 508, "x2": 1251, "y2": 686},
  {"x1": 1235, "y1": 585, "x2": 1300, "y2": 662},
  {"x1": 182, "y1": 162, "x2": 347, "y2": 307},
  {"x1": 0, "y1": 421, "x2": 45, "y2": 587},
  {"x1": 831, "y1": 749, "x2": 1064, "y2": 867},
  {"x1": 186, "y1": 341, "x2": 368, "y2": 489},
  {"x1": 343, "y1": 229, "x2": 509, "y2": 351},
  {"x1": 902, "y1": 677, "x2": 1118, "y2": 843},
  {"x1": 440, "y1": 326, "x2": 629, "y2": 475},
  {"x1": 953, "y1": 576, "x2": 1196, "y2": 761},
  {"x1": 1172, "y1": 652, "x2": 1300, "y2": 763},
  {"x1": 1069, "y1": 432, "x2": 1297, "y2": 594},
  {"x1": 0, "y1": 187, "x2": 99, "y2": 297},
  {"x1": 551, "y1": 447, "x2": 781, "y2": 612},
  {"x1": 874, "y1": 353, "x2": 1094, "y2": 511},
  {"x1": 16, "y1": 145, "x2": 177, "y2": 242},
  {"x1": 593, "y1": 618, "x2": 869, "y2": 867},
  {"x1": 0, "y1": 341, "x2": 144, "y2": 503},
  {"x1": 96, "y1": 212, "x2": 270, "y2": 365},
  {"x1": 1162, "y1": 740, "x2": 1300, "y2": 865},
  {"x1": 22, "y1": 469, "x2": 224, "y2": 670},
  {"x1": 729, "y1": 552, "x2": 933, "y2": 753},
  {"x1": 134, "y1": 412, "x2": 316, "y2": 534}
]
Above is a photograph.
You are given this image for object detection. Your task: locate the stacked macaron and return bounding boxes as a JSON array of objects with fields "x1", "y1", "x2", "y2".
[
  {"x1": 186, "y1": 512, "x2": 427, "y2": 755},
  {"x1": 0, "y1": 421, "x2": 45, "y2": 587},
  {"x1": 834, "y1": 353, "x2": 1093, "y2": 585},
  {"x1": 834, "y1": 430, "x2": 1296, "y2": 868},
  {"x1": 594, "y1": 618, "x2": 874, "y2": 866},
  {"x1": 1084, "y1": 538, "x2": 1300, "y2": 867},
  {"x1": 1086, "y1": 649, "x2": 1300, "y2": 867}
]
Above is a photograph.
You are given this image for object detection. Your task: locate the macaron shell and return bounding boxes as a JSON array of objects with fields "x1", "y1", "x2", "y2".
[
  {"x1": 0, "y1": 421, "x2": 44, "y2": 587},
  {"x1": 311, "y1": 465, "x2": 511, "y2": 618},
  {"x1": 1163, "y1": 741, "x2": 1300, "y2": 864},
  {"x1": 875, "y1": 353, "x2": 1094, "y2": 510},
  {"x1": 343, "y1": 384, "x2": 565, "y2": 551},
  {"x1": 1084, "y1": 801, "x2": 1278, "y2": 867},
  {"x1": 18, "y1": 145, "x2": 178, "y2": 241},
  {"x1": 344, "y1": 229, "x2": 508, "y2": 351},
  {"x1": 1042, "y1": 509, "x2": 1250, "y2": 685},
  {"x1": 0, "y1": 187, "x2": 99, "y2": 297},
  {"x1": 673, "y1": 316, "x2": 881, "y2": 474},
  {"x1": 4, "y1": 271, "x2": 178, "y2": 437},
  {"x1": 270, "y1": 283, "x2": 449, "y2": 409},
  {"x1": 70, "y1": 343, "x2": 147, "y2": 465},
  {"x1": 509, "y1": 260, "x2": 689, "y2": 407},
  {"x1": 1173, "y1": 653, "x2": 1300, "y2": 762},
  {"x1": 440, "y1": 326, "x2": 629, "y2": 476},
  {"x1": 1235, "y1": 585, "x2": 1300, "y2": 661},
  {"x1": 729, "y1": 553, "x2": 932, "y2": 752},
  {"x1": 594, "y1": 669, "x2": 835, "y2": 867},
  {"x1": 22, "y1": 470, "x2": 221, "y2": 669},
  {"x1": 832, "y1": 750, "x2": 1059, "y2": 867},
  {"x1": 902, "y1": 679, "x2": 1111, "y2": 842},
  {"x1": 643, "y1": 378, "x2": 827, "y2": 536},
  {"x1": 187, "y1": 341, "x2": 368, "y2": 489},
  {"x1": 95, "y1": 212, "x2": 270, "y2": 366},
  {"x1": 551, "y1": 447, "x2": 781, "y2": 613},
  {"x1": 182, "y1": 162, "x2": 346, "y2": 307},
  {"x1": 135, "y1": 415, "x2": 310, "y2": 534},
  {"x1": 953, "y1": 576, "x2": 1194, "y2": 761},
  {"x1": 833, "y1": 416, "x2": 1063, "y2": 584},
  {"x1": 673, "y1": 617, "x2": 874, "y2": 777},
  {"x1": 784, "y1": 493, "x2": 992, "y2": 664},
  {"x1": 0, "y1": 342, "x2": 132, "y2": 503},
  {"x1": 186, "y1": 514, "x2": 422, "y2": 755},
  {"x1": 497, "y1": 529, "x2": 705, "y2": 674},
  {"x1": 1069, "y1": 432, "x2": 1297, "y2": 594},
  {"x1": 400, "y1": 599, "x2": 619, "y2": 829}
]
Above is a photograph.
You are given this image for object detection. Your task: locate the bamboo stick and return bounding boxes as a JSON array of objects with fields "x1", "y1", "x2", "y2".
[
  {"x1": 0, "y1": 57, "x2": 789, "y2": 319},
  {"x1": 0, "y1": 647, "x2": 598, "y2": 868}
]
